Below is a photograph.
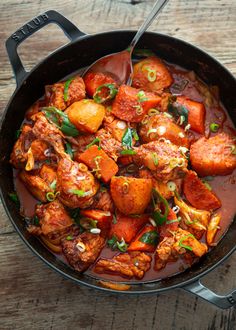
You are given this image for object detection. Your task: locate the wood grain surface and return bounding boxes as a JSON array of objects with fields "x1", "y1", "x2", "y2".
[{"x1": 0, "y1": 0, "x2": 236, "y2": 329}]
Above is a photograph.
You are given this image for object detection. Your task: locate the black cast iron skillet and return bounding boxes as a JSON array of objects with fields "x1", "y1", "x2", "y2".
[{"x1": 1, "y1": 10, "x2": 236, "y2": 309}]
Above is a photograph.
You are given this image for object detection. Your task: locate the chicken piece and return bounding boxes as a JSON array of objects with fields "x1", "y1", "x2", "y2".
[
  {"x1": 103, "y1": 114, "x2": 129, "y2": 142},
  {"x1": 174, "y1": 196, "x2": 211, "y2": 236},
  {"x1": 155, "y1": 228, "x2": 208, "y2": 270},
  {"x1": 10, "y1": 124, "x2": 34, "y2": 168},
  {"x1": 39, "y1": 164, "x2": 57, "y2": 186},
  {"x1": 31, "y1": 200, "x2": 73, "y2": 237},
  {"x1": 62, "y1": 232, "x2": 105, "y2": 272},
  {"x1": 207, "y1": 213, "x2": 221, "y2": 246},
  {"x1": 139, "y1": 113, "x2": 189, "y2": 148},
  {"x1": 190, "y1": 133, "x2": 236, "y2": 176},
  {"x1": 133, "y1": 140, "x2": 188, "y2": 182},
  {"x1": 132, "y1": 56, "x2": 173, "y2": 93},
  {"x1": 45, "y1": 76, "x2": 86, "y2": 110},
  {"x1": 19, "y1": 170, "x2": 52, "y2": 202},
  {"x1": 94, "y1": 252, "x2": 152, "y2": 279},
  {"x1": 32, "y1": 113, "x2": 66, "y2": 158},
  {"x1": 139, "y1": 168, "x2": 182, "y2": 200},
  {"x1": 91, "y1": 189, "x2": 114, "y2": 212},
  {"x1": 96, "y1": 128, "x2": 122, "y2": 161},
  {"x1": 57, "y1": 157, "x2": 99, "y2": 209},
  {"x1": 25, "y1": 100, "x2": 45, "y2": 121},
  {"x1": 183, "y1": 170, "x2": 221, "y2": 211}
]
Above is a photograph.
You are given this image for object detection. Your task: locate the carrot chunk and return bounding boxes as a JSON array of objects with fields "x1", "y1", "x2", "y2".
[
  {"x1": 112, "y1": 85, "x2": 161, "y2": 122},
  {"x1": 80, "y1": 209, "x2": 112, "y2": 235},
  {"x1": 109, "y1": 213, "x2": 149, "y2": 243},
  {"x1": 84, "y1": 72, "x2": 117, "y2": 98},
  {"x1": 177, "y1": 96, "x2": 206, "y2": 134},
  {"x1": 128, "y1": 225, "x2": 159, "y2": 252},
  {"x1": 183, "y1": 171, "x2": 221, "y2": 211},
  {"x1": 79, "y1": 145, "x2": 118, "y2": 183}
]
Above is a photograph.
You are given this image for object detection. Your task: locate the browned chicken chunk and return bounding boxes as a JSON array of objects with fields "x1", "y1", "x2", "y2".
[
  {"x1": 62, "y1": 232, "x2": 105, "y2": 272},
  {"x1": 94, "y1": 252, "x2": 152, "y2": 279},
  {"x1": 10, "y1": 124, "x2": 34, "y2": 168},
  {"x1": 32, "y1": 113, "x2": 66, "y2": 158},
  {"x1": 155, "y1": 228, "x2": 208, "y2": 270},
  {"x1": 29, "y1": 200, "x2": 73, "y2": 237},
  {"x1": 57, "y1": 157, "x2": 99, "y2": 209},
  {"x1": 45, "y1": 76, "x2": 86, "y2": 110},
  {"x1": 91, "y1": 189, "x2": 114, "y2": 212},
  {"x1": 96, "y1": 129, "x2": 122, "y2": 161},
  {"x1": 134, "y1": 140, "x2": 188, "y2": 182}
]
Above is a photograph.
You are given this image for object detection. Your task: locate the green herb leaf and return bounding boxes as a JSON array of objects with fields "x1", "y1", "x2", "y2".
[
  {"x1": 65, "y1": 142, "x2": 74, "y2": 159},
  {"x1": 69, "y1": 208, "x2": 80, "y2": 224},
  {"x1": 86, "y1": 137, "x2": 101, "y2": 150},
  {"x1": 64, "y1": 78, "x2": 73, "y2": 102},
  {"x1": 132, "y1": 128, "x2": 139, "y2": 141},
  {"x1": 66, "y1": 235, "x2": 73, "y2": 241},
  {"x1": 8, "y1": 192, "x2": 19, "y2": 204},
  {"x1": 122, "y1": 128, "x2": 133, "y2": 149},
  {"x1": 168, "y1": 100, "x2": 189, "y2": 125},
  {"x1": 107, "y1": 235, "x2": 118, "y2": 250},
  {"x1": 15, "y1": 129, "x2": 22, "y2": 139},
  {"x1": 152, "y1": 189, "x2": 170, "y2": 225},
  {"x1": 42, "y1": 107, "x2": 79, "y2": 137},
  {"x1": 32, "y1": 215, "x2": 40, "y2": 226},
  {"x1": 137, "y1": 90, "x2": 148, "y2": 102},
  {"x1": 139, "y1": 230, "x2": 159, "y2": 245}
]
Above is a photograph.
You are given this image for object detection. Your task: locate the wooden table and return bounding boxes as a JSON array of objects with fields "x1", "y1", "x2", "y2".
[{"x1": 0, "y1": 1, "x2": 235, "y2": 329}]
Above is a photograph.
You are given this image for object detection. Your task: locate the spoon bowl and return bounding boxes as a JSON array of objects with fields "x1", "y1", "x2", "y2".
[{"x1": 82, "y1": 0, "x2": 169, "y2": 85}]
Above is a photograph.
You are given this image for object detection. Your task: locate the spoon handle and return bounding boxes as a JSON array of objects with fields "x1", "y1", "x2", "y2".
[{"x1": 129, "y1": 0, "x2": 169, "y2": 53}]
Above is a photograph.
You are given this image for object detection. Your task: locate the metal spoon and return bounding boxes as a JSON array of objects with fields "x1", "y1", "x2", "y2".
[{"x1": 83, "y1": 0, "x2": 169, "y2": 85}]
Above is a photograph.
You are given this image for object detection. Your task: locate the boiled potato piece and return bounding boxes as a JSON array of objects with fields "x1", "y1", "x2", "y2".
[
  {"x1": 110, "y1": 176, "x2": 152, "y2": 215},
  {"x1": 67, "y1": 99, "x2": 105, "y2": 133}
]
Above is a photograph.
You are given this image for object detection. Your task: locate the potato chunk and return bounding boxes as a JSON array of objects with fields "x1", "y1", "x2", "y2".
[
  {"x1": 67, "y1": 99, "x2": 105, "y2": 133},
  {"x1": 110, "y1": 176, "x2": 152, "y2": 215}
]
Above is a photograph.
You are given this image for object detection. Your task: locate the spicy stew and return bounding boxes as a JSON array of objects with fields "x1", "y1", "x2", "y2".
[{"x1": 10, "y1": 53, "x2": 236, "y2": 283}]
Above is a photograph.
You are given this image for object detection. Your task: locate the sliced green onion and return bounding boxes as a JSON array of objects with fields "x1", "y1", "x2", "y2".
[
  {"x1": 120, "y1": 149, "x2": 136, "y2": 155},
  {"x1": 225, "y1": 144, "x2": 236, "y2": 155},
  {"x1": 167, "y1": 181, "x2": 176, "y2": 192},
  {"x1": 133, "y1": 48, "x2": 155, "y2": 57},
  {"x1": 147, "y1": 128, "x2": 157, "y2": 137},
  {"x1": 202, "y1": 180, "x2": 212, "y2": 191},
  {"x1": 93, "y1": 84, "x2": 118, "y2": 104},
  {"x1": 209, "y1": 122, "x2": 219, "y2": 133},
  {"x1": 148, "y1": 108, "x2": 159, "y2": 116},
  {"x1": 152, "y1": 152, "x2": 159, "y2": 166},
  {"x1": 139, "y1": 230, "x2": 159, "y2": 245},
  {"x1": 46, "y1": 192, "x2": 56, "y2": 202},
  {"x1": 49, "y1": 179, "x2": 57, "y2": 191},
  {"x1": 178, "y1": 234, "x2": 195, "y2": 251},
  {"x1": 66, "y1": 235, "x2": 73, "y2": 241},
  {"x1": 64, "y1": 78, "x2": 73, "y2": 102},
  {"x1": 86, "y1": 137, "x2": 101, "y2": 150},
  {"x1": 137, "y1": 90, "x2": 148, "y2": 102},
  {"x1": 15, "y1": 129, "x2": 22, "y2": 139},
  {"x1": 147, "y1": 69, "x2": 157, "y2": 82},
  {"x1": 107, "y1": 235, "x2": 118, "y2": 250},
  {"x1": 133, "y1": 104, "x2": 143, "y2": 115},
  {"x1": 107, "y1": 235, "x2": 127, "y2": 252},
  {"x1": 166, "y1": 217, "x2": 181, "y2": 225},
  {"x1": 69, "y1": 189, "x2": 85, "y2": 196},
  {"x1": 65, "y1": 142, "x2": 74, "y2": 159},
  {"x1": 32, "y1": 215, "x2": 40, "y2": 226}
]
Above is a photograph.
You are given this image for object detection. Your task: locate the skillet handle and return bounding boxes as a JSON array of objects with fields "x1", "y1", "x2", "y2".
[
  {"x1": 5, "y1": 10, "x2": 85, "y2": 87},
  {"x1": 183, "y1": 280, "x2": 236, "y2": 309}
]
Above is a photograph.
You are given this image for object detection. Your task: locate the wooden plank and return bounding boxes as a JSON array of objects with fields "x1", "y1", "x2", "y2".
[{"x1": 0, "y1": 0, "x2": 236, "y2": 329}]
